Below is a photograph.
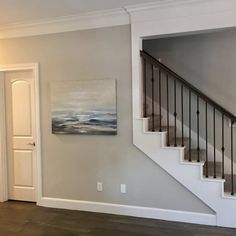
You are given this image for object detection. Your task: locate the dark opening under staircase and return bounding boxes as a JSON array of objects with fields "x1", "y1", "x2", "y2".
[{"x1": 141, "y1": 50, "x2": 236, "y2": 196}]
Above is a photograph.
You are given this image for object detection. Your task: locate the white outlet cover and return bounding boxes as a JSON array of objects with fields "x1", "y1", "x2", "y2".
[
  {"x1": 121, "y1": 184, "x2": 126, "y2": 193},
  {"x1": 97, "y1": 182, "x2": 103, "y2": 192}
]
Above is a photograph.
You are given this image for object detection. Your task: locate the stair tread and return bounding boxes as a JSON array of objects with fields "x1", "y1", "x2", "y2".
[
  {"x1": 147, "y1": 114, "x2": 162, "y2": 123},
  {"x1": 150, "y1": 126, "x2": 174, "y2": 132},
  {"x1": 184, "y1": 149, "x2": 206, "y2": 161},
  {"x1": 169, "y1": 137, "x2": 189, "y2": 147},
  {"x1": 204, "y1": 161, "x2": 222, "y2": 167},
  {"x1": 223, "y1": 191, "x2": 236, "y2": 197},
  {"x1": 203, "y1": 161, "x2": 223, "y2": 177},
  {"x1": 224, "y1": 174, "x2": 236, "y2": 180},
  {"x1": 147, "y1": 114, "x2": 162, "y2": 117},
  {"x1": 224, "y1": 178, "x2": 236, "y2": 193},
  {"x1": 205, "y1": 160, "x2": 222, "y2": 164},
  {"x1": 187, "y1": 149, "x2": 206, "y2": 154}
]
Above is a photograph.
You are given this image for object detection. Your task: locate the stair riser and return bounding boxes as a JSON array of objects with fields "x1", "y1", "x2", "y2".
[{"x1": 203, "y1": 165, "x2": 236, "y2": 193}]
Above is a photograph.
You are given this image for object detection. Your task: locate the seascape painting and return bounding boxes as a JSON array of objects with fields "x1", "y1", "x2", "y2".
[{"x1": 51, "y1": 80, "x2": 117, "y2": 135}]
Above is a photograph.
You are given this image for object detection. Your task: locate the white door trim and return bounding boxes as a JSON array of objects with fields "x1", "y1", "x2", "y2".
[{"x1": 0, "y1": 63, "x2": 42, "y2": 203}]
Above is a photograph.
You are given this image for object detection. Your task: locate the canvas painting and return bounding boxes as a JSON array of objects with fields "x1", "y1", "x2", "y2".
[{"x1": 51, "y1": 80, "x2": 117, "y2": 135}]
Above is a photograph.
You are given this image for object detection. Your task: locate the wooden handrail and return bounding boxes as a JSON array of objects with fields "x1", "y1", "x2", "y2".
[{"x1": 140, "y1": 50, "x2": 236, "y2": 122}]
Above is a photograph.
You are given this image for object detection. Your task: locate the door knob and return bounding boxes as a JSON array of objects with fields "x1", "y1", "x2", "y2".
[{"x1": 27, "y1": 142, "x2": 36, "y2": 146}]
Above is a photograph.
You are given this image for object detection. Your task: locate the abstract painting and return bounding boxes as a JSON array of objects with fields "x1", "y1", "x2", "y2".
[{"x1": 51, "y1": 80, "x2": 117, "y2": 135}]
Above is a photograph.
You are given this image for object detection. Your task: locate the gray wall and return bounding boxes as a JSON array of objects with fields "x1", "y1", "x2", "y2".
[
  {"x1": 143, "y1": 29, "x2": 236, "y2": 163},
  {"x1": 0, "y1": 25, "x2": 212, "y2": 213},
  {"x1": 143, "y1": 28, "x2": 236, "y2": 114}
]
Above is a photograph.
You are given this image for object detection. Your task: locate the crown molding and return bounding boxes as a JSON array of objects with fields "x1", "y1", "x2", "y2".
[
  {"x1": 125, "y1": 0, "x2": 236, "y2": 24},
  {"x1": 125, "y1": 0, "x2": 204, "y2": 12},
  {"x1": 0, "y1": 0, "x2": 233, "y2": 39},
  {"x1": 0, "y1": 8, "x2": 130, "y2": 39}
]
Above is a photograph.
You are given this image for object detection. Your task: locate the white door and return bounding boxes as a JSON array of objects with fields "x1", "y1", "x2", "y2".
[{"x1": 5, "y1": 71, "x2": 37, "y2": 202}]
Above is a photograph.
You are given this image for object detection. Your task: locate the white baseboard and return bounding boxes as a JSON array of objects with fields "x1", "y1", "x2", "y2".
[{"x1": 39, "y1": 197, "x2": 216, "y2": 226}]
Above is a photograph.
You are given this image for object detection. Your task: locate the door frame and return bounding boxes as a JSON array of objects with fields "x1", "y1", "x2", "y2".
[{"x1": 0, "y1": 63, "x2": 42, "y2": 203}]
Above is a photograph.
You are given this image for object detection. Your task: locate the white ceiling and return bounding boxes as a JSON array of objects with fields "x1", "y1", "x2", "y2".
[{"x1": 0, "y1": 0, "x2": 161, "y2": 26}]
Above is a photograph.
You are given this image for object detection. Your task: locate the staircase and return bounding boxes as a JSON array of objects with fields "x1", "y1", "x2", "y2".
[
  {"x1": 147, "y1": 114, "x2": 236, "y2": 194},
  {"x1": 134, "y1": 50, "x2": 236, "y2": 227}
]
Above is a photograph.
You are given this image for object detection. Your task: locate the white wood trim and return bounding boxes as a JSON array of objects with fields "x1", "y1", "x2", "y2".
[
  {"x1": 125, "y1": 0, "x2": 204, "y2": 13},
  {"x1": 39, "y1": 197, "x2": 216, "y2": 226},
  {"x1": 0, "y1": 63, "x2": 39, "y2": 71},
  {"x1": 128, "y1": 0, "x2": 236, "y2": 118},
  {"x1": 0, "y1": 0, "x2": 235, "y2": 39},
  {"x1": 0, "y1": 73, "x2": 8, "y2": 202},
  {"x1": 134, "y1": 118, "x2": 236, "y2": 227},
  {"x1": 127, "y1": 0, "x2": 236, "y2": 228},
  {"x1": 126, "y1": 0, "x2": 236, "y2": 24},
  {"x1": 33, "y1": 64, "x2": 42, "y2": 203},
  {"x1": 0, "y1": 63, "x2": 42, "y2": 203},
  {"x1": 0, "y1": 8, "x2": 129, "y2": 39}
]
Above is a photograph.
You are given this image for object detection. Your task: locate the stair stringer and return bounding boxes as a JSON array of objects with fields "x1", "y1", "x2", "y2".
[{"x1": 134, "y1": 118, "x2": 236, "y2": 228}]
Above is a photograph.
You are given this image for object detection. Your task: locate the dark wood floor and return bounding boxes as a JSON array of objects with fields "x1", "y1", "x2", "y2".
[{"x1": 0, "y1": 201, "x2": 235, "y2": 236}]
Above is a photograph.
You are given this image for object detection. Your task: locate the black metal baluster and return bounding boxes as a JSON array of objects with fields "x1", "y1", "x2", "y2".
[
  {"x1": 167, "y1": 74, "x2": 170, "y2": 146},
  {"x1": 205, "y1": 103, "x2": 208, "y2": 177},
  {"x1": 159, "y1": 70, "x2": 162, "y2": 131},
  {"x1": 143, "y1": 59, "x2": 147, "y2": 117},
  {"x1": 140, "y1": 51, "x2": 236, "y2": 187},
  {"x1": 151, "y1": 65, "x2": 155, "y2": 132},
  {"x1": 181, "y1": 85, "x2": 184, "y2": 147},
  {"x1": 231, "y1": 120, "x2": 234, "y2": 195},
  {"x1": 197, "y1": 96, "x2": 200, "y2": 162},
  {"x1": 222, "y1": 114, "x2": 225, "y2": 179},
  {"x1": 174, "y1": 79, "x2": 177, "y2": 147},
  {"x1": 213, "y1": 108, "x2": 216, "y2": 178},
  {"x1": 189, "y1": 90, "x2": 192, "y2": 162}
]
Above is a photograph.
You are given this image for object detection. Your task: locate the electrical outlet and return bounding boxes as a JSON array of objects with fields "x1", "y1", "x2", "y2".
[
  {"x1": 121, "y1": 184, "x2": 126, "y2": 193},
  {"x1": 97, "y1": 182, "x2": 103, "y2": 192}
]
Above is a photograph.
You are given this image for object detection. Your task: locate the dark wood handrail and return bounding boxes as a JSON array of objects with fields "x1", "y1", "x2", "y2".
[{"x1": 140, "y1": 50, "x2": 236, "y2": 122}]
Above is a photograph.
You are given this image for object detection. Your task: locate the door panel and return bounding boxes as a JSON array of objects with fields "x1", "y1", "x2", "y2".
[
  {"x1": 14, "y1": 150, "x2": 33, "y2": 187},
  {"x1": 5, "y1": 71, "x2": 36, "y2": 202},
  {"x1": 12, "y1": 81, "x2": 32, "y2": 136}
]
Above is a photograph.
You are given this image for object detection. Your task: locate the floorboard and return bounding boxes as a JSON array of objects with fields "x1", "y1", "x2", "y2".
[{"x1": 0, "y1": 201, "x2": 235, "y2": 236}]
